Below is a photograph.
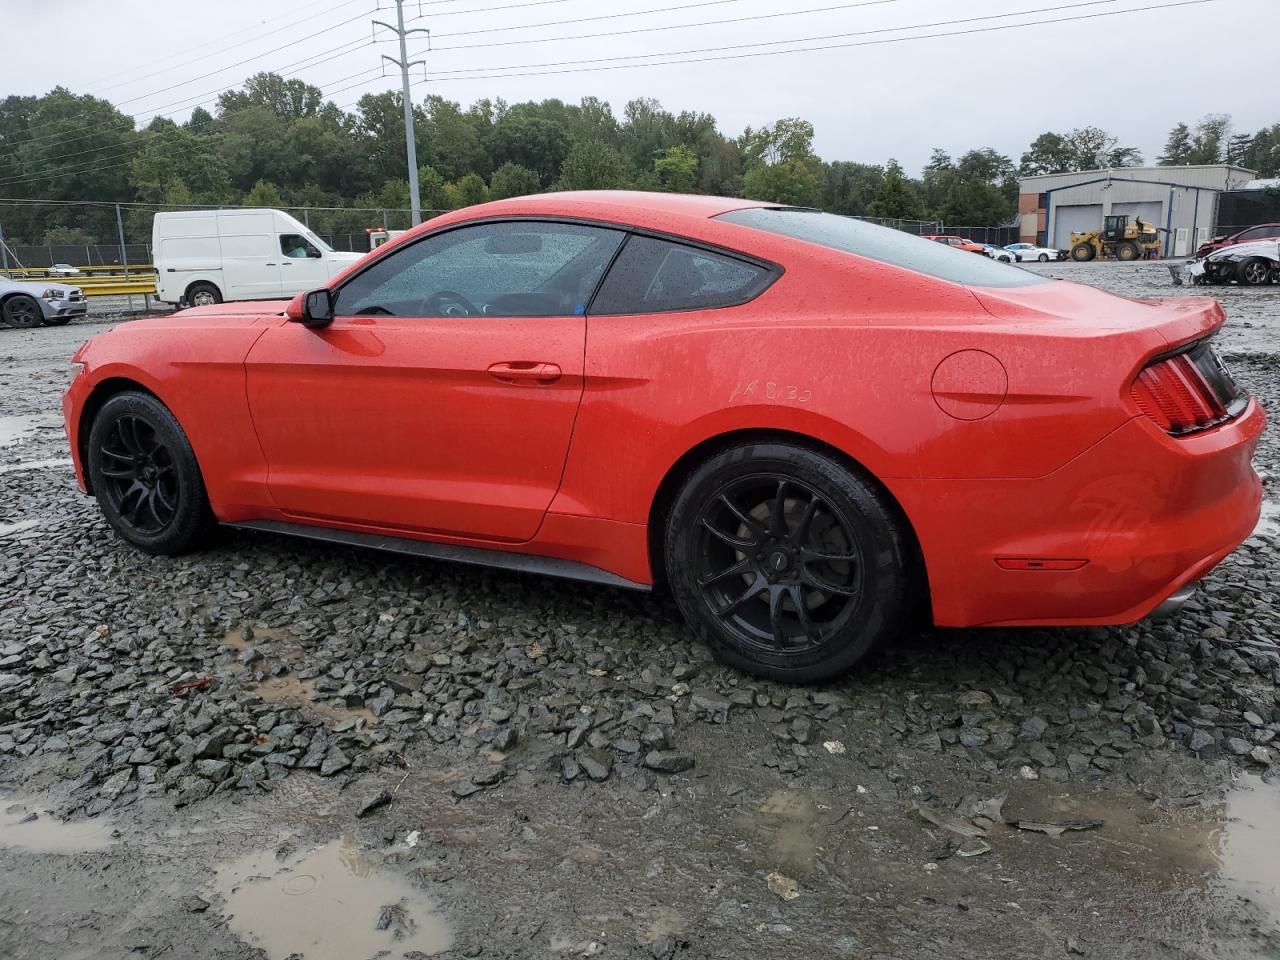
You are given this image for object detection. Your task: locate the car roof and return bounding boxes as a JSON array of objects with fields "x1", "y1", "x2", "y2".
[{"x1": 434, "y1": 190, "x2": 771, "y2": 231}]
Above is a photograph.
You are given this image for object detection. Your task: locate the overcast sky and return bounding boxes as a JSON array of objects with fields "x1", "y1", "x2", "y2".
[{"x1": 4, "y1": 0, "x2": 1277, "y2": 176}]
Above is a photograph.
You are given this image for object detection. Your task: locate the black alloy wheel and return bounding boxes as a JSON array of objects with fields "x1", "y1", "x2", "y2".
[
  {"x1": 87, "y1": 391, "x2": 213, "y2": 554},
  {"x1": 665, "y1": 443, "x2": 909, "y2": 682},
  {"x1": 2, "y1": 294, "x2": 42, "y2": 329},
  {"x1": 1237, "y1": 257, "x2": 1273, "y2": 286}
]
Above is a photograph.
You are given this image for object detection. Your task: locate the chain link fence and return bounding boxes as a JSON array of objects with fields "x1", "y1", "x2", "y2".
[{"x1": 0, "y1": 199, "x2": 1020, "y2": 274}]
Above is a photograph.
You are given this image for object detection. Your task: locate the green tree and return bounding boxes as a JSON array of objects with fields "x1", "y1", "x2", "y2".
[
  {"x1": 869, "y1": 160, "x2": 925, "y2": 220},
  {"x1": 131, "y1": 122, "x2": 232, "y2": 204},
  {"x1": 488, "y1": 161, "x2": 542, "y2": 200},
  {"x1": 742, "y1": 160, "x2": 821, "y2": 207},
  {"x1": 1242, "y1": 124, "x2": 1280, "y2": 178},
  {"x1": 823, "y1": 161, "x2": 884, "y2": 216},
  {"x1": 417, "y1": 166, "x2": 451, "y2": 212},
  {"x1": 245, "y1": 179, "x2": 284, "y2": 207},
  {"x1": 1188, "y1": 114, "x2": 1231, "y2": 164},
  {"x1": 556, "y1": 139, "x2": 629, "y2": 190},
  {"x1": 446, "y1": 172, "x2": 490, "y2": 209},
  {"x1": 1158, "y1": 122, "x2": 1193, "y2": 165},
  {"x1": 740, "y1": 118, "x2": 816, "y2": 167},
  {"x1": 653, "y1": 144, "x2": 698, "y2": 192}
]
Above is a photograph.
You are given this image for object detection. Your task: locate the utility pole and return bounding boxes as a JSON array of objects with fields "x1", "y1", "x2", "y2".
[{"x1": 374, "y1": 1, "x2": 427, "y2": 225}]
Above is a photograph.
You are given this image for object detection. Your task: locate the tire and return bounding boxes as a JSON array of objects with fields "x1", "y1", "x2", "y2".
[
  {"x1": 1115, "y1": 241, "x2": 1140, "y2": 262},
  {"x1": 664, "y1": 442, "x2": 909, "y2": 683},
  {"x1": 86, "y1": 391, "x2": 214, "y2": 555},
  {"x1": 185, "y1": 282, "x2": 222, "y2": 307},
  {"x1": 1071, "y1": 242, "x2": 1096, "y2": 262},
  {"x1": 1237, "y1": 257, "x2": 1274, "y2": 286},
  {"x1": 2, "y1": 294, "x2": 43, "y2": 329},
  {"x1": 1038, "y1": 253, "x2": 1049, "y2": 263}
]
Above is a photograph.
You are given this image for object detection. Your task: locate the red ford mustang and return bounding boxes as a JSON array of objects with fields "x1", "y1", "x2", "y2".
[{"x1": 63, "y1": 192, "x2": 1265, "y2": 681}]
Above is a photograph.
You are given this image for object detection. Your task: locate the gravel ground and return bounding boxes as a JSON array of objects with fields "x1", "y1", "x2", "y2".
[{"x1": 1, "y1": 260, "x2": 1278, "y2": 960}]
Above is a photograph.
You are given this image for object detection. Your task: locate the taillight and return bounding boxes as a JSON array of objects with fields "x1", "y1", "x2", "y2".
[{"x1": 1130, "y1": 341, "x2": 1243, "y2": 436}]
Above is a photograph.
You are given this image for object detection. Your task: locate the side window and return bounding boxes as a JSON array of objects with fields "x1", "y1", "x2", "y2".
[
  {"x1": 280, "y1": 234, "x2": 321, "y2": 259},
  {"x1": 590, "y1": 235, "x2": 773, "y2": 315},
  {"x1": 333, "y1": 221, "x2": 625, "y2": 318},
  {"x1": 1238, "y1": 228, "x2": 1265, "y2": 242}
]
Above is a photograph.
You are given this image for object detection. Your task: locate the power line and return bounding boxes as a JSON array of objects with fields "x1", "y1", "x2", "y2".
[
  {"x1": 4, "y1": 0, "x2": 577, "y2": 151},
  {"x1": 418, "y1": 0, "x2": 1223, "y2": 82},
  {"x1": 89, "y1": 0, "x2": 362, "y2": 94},
  {"x1": 426, "y1": 0, "x2": 1125, "y2": 74},
  {"x1": 0, "y1": 0, "x2": 1223, "y2": 189},
  {"x1": 428, "y1": 0, "x2": 903, "y2": 52}
]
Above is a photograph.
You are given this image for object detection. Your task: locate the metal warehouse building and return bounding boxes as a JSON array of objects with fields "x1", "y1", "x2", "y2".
[{"x1": 1018, "y1": 164, "x2": 1256, "y2": 257}]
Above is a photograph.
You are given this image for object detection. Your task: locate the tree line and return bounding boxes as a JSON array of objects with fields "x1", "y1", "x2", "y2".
[{"x1": 1, "y1": 72, "x2": 1276, "y2": 246}]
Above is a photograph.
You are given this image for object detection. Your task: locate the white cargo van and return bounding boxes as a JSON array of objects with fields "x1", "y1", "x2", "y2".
[{"x1": 152, "y1": 208, "x2": 363, "y2": 307}]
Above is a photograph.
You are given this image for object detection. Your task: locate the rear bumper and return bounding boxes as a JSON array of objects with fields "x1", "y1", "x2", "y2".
[{"x1": 898, "y1": 397, "x2": 1266, "y2": 627}]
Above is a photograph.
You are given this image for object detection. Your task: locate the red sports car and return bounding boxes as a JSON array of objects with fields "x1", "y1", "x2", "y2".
[{"x1": 63, "y1": 192, "x2": 1265, "y2": 682}]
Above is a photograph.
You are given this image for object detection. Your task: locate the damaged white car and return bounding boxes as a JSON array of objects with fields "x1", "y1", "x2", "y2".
[{"x1": 1172, "y1": 238, "x2": 1280, "y2": 286}]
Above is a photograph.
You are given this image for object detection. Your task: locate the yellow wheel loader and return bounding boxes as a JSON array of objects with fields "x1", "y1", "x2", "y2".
[{"x1": 1068, "y1": 214, "x2": 1163, "y2": 262}]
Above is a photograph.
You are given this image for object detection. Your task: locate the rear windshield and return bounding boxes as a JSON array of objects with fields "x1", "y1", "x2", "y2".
[{"x1": 717, "y1": 208, "x2": 1047, "y2": 288}]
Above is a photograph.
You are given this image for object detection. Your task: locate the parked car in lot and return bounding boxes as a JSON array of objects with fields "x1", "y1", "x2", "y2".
[
  {"x1": 982, "y1": 244, "x2": 1017, "y2": 263},
  {"x1": 1005, "y1": 242, "x2": 1065, "y2": 262},
  {"x1": 152, "y1": 208, "x2": 362, "y2": 307},
  {"x1": 64, "y1": 192, "x2": 1265, "y2": 682},
  {"x1": 0, "y1": 276, "x2": 87, "y2": 328},
  {"x1": 1180, "y1": 238, "x2": 1280, "y2": 286},
  {"x1": 1194, "y1": 223, "x2": 1280, "y2": 259},
  {"x1": 922, "y1": 234, "x2": 986, "y2": 254}
]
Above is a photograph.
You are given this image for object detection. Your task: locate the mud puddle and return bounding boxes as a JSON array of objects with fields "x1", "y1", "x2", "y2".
[
  {"x1": 1210, "y1": 775, "x2": 1280, "y2": 922},
  {"x1": 253, "y1": 673, "x2": 378, "y2": 728},
  {"x1": 0, "y1": 801, "x2": 116, "y2": 853},
  {"x1": 1256, "y1": 500, "x2": 1279, "y2": 538},
  {"x1": 0, "y1": 456, "x2": 72, "y2": 475},
  {"x1": 212, "y1": 834, "x2": 452, "y2": 959},
  {"x1": 221, "y1": 625, "x2": 377, "y2": 728}
]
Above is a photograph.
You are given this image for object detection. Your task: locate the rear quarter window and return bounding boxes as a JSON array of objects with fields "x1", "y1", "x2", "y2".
[
  {"x1": 591, "y1": 235, "x2": 775, "y2": 315},
  {"x1": 717, "y1": 208, "x2": 1046, "y2": 288}
]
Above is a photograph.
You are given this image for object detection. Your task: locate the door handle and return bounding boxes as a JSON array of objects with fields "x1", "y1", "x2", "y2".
[{"x1": 487, "y1": 361, "x2": 562, "y2": 385}]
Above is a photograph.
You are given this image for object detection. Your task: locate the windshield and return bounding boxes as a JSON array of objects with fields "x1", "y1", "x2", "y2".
[{"x1": 718, "y1": 208, "x2": 1047, "y2": 288}]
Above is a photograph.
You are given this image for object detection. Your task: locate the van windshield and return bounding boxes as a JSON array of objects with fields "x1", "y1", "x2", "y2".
[{"x1": 717, "y1": 208, "x2": 1046, "y2": 288}]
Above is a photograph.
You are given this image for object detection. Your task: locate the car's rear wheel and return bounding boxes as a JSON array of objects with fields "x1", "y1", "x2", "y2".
[
  {"x1": 1038, "y1": 253, "x2": 1050, "y2": 262},
  {"x1": 1237, "y1": 257, "x2": 1274, "y2": 286},
  {"x1": 2, "y1": 294, "x2": 42, "y2": 329},
  {"x1": 664, "y1": 442, "x2": 909, "y2": 683},
  {"x1": 186, "y1": 282, "x2": 222, "y2": 307},
  {"x1": 87, "y1": 391, "x2": 214, "y2": 555},
  {"x1": 1071, "y1": 242, "x2": 1095, "y2": 262}
]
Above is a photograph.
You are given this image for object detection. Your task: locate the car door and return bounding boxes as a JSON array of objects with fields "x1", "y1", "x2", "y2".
[
  {"x1": 243, "y1": 219, "x2": 626, "y2": 542},
  {"x1": 218, "y1": 212, "x2": 284, "y2": 300},
  {"x1": 277, "y1": 231, "x2": 330, "y2": 295}
]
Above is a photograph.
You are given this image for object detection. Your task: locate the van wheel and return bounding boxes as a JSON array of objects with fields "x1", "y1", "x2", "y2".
[{"x1": 186, "y1": 282, "x2": 222, "y2": 307}]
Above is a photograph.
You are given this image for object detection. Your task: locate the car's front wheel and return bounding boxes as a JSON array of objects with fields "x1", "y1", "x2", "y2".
[
  {"x1": 1038, "y1": 253, "x2": 1050, "y2": 262},
  {"x1": 87, "y1": 391, "x2": 214, "y2": 555},
  {"x1": 2, "y1": 294, "x2": 43, "y2": 329},
  {"x1": 1237, "y1": 257, "x2": 1274, "y2": 286},
  {"x1": 664, "y1": 442, "x2": 909, "y2": 683}
]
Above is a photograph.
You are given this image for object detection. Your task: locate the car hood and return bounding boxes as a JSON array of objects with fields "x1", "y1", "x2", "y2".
[
  {"x1": 0, "y1": 277, "x2": 80, "y2": 296},
  {"x1": 175, "y1": 300, "x2": 291, "y2": 318},
  {"x1": 970, "y1": 278, "x2": 1224, "y2": 345},
  {"x1": 1207, "y1": 239, "x2": 1280, "y2": 262}
]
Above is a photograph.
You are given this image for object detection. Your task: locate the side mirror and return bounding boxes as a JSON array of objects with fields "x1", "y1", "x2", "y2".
[{"x1": 300, "y1": 289, "x2": 333, "y2": 328}]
